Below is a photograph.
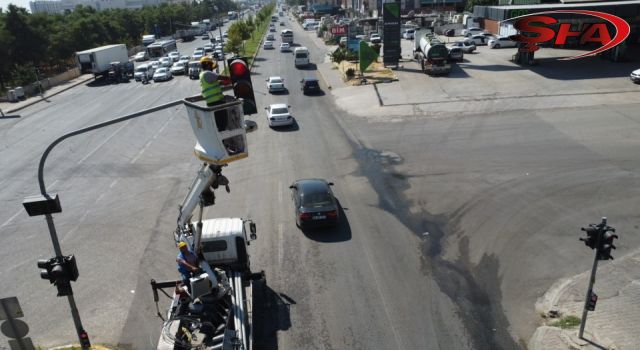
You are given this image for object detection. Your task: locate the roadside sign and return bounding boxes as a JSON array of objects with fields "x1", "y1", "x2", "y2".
[
  {"x1": 0, "y1": 297, "x2": 23, "y2": 320},
  {"x1": 331, "y1": 25, "x2": 347, "y2": 36},
  {"x1": 347, "y1": 40, "x2": 361, "y2": 52},
  {"x1": 382, "y1": 2, "x2": 401, "y2": 66}
]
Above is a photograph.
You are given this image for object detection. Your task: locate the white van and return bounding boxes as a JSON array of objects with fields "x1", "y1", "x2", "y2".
[
  {"x1": 294, "y1": 47, "x2": 309, "y2": 67},
  {"x1": 142, "y1": 34, "x2": 156, "y2": 46}
]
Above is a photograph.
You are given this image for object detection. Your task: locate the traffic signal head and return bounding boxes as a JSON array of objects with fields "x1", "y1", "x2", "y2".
[
  {"x1": 579, "y1": 225, "x2": 598, "y2": 249},
  {"x1": 227, "y1": 58, "x2": 257, "y2": 115},
  {"x1": 587, "y1": 291, "x2": 598, "y2": 311},
  {"x1": 597, "y1": 229, "x2": 618, "y2": 260},
  {"x1": 38, "y1": 258, "x2": 55, "y2": 283}
]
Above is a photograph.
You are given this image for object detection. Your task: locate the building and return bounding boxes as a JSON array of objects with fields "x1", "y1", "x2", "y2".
[{"x1": 30, "y1": 0, "x2": 175, "y2": 14}]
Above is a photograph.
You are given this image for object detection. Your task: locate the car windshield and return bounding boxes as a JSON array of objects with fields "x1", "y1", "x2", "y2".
[
  {"x1": 156, "y1": 68, "x2": 166, "y2": 73},
  {"x1": 271, "y1": 107, "x2": 289, "y2": 114},
  {"x1": 302, "y1": 192, "x2": 333, "y2": 207},
  {"x1": 305, "y1": 81, "x2": 318, "y2": 86},
  {"x1": 296, "y1": 53, "x2": 308, "y2": 58},
  {"x1": 270, "y1": 78, "x2": 282, "y2": 84}
]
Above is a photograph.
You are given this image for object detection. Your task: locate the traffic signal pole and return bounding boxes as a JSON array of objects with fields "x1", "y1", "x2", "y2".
[{"x1": 579, "y1": 236, "x2": 601, "y2": 339}]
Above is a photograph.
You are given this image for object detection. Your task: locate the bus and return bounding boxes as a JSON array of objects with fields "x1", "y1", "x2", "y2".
[
  {"x1": 146, "y1": 40, "x2": 177, "y2": 59},
  {"x1": 281, "y1": 29, "x2": 293, "y2": 44}
]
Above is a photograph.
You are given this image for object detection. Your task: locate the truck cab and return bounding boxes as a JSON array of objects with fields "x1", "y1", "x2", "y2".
[{"x1": 195, "y1": 218, "x2": 256, "y2": 274}]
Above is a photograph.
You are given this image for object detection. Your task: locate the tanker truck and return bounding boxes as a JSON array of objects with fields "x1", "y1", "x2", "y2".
[{"x1": 412, "y1": 30, "x2": 451, "y2": 75}]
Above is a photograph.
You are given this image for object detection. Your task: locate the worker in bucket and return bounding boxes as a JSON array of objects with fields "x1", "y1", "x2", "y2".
[
  {"x1": 199, "y1": 55, "x2": 230, "y2": 132},
  {"x1": 176, "y1": 241, "x2": 199, "y2": 289}
]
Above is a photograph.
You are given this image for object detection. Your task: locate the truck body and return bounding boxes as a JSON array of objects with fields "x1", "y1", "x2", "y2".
[
  {"x1": 76, "y1": 44, "x2": 129, "y2": 79},
  {"x1": 175, "y1": 28, "x2": 200, "y2": 42},
  {"x1": 412, "y1": 30, "x2": 451, "y2": 75}
]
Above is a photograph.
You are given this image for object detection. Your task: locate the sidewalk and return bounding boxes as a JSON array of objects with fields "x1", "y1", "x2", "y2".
[
  {"x1": 0, "y1": 74, "x2": 94, "y2": 115},
  {"x1": 529, "y1": 249, "x2": 640, "y2": 349}
]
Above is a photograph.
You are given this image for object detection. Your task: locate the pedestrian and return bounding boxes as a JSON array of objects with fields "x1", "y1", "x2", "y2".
[
  {"x1": 199, "y1": 56, "x2": 229, "y2": 131},
  {"x1": 176, "y1": 241, "x2": 199, "y2": 289}
]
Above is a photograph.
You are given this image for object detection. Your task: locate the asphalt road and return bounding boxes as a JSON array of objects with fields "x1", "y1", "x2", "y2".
[{"x1": 0, "y1": 15, "x2": 467, "y2": 350}]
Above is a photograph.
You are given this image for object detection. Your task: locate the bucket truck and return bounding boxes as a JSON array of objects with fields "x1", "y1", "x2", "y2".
[{"x1": 150, "y1": 97, "x2": 264, "y2": 350}]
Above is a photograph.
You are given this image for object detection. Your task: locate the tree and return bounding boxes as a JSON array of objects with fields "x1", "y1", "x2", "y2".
[{"x1": 465, "y1": 0, "x2": 498, "y2": 12}]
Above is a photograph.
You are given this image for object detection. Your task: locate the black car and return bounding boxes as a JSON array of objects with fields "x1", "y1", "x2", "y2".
[
  {"x1": 300, "y1": 78, "x2": 321, "y2": 94},
  {"x1": 290, "y1": 179, "x2": 339, "y2": 228}
]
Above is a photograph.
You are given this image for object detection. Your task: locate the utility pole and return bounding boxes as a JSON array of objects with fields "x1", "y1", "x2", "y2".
[
  {"x1": 214, "y1": 5, "x2": 228, "y2": 73},
  {"x1": 577, "y1": 217, "x2": 619, "y2": 339}
]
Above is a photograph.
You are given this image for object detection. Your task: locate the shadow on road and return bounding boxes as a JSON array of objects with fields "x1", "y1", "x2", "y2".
[
  {"x1": 271, "y1": 119, "x2": 299, "y2": 132},
  {"x1": 301, "y1": 204, "x2": 352, "y2": 243},
  {"x1": 253, "y1": 57, "x2": 267, "y2": 62},
  {"x1": 297, "y1": 63, "x2": 318, "y2": 71},
  {"x1": 253, "y1": 280, "x2": 293, "y2": 350},
  {"x1": 457, "y1": 63, "x2": 525, "y2": 72},
  {"x1": 528, "y1": 56, "x2": 638, "y2": 80},
  {"x1": 269, "y1": 89, "x2": 289, "y2": 96}
]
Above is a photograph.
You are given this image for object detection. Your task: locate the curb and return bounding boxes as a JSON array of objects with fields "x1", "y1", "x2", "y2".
[{"x1": 6, "y1": 75, "x2": 94, "y2": 114}]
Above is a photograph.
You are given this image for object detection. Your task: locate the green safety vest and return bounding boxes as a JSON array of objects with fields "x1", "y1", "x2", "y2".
[{"x1": 200, "y1": 71, "x2": 224, "y2": 105}]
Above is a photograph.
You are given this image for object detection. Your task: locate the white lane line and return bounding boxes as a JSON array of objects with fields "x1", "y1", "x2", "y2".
[
  {"x1": 0, "y1": 209, "x2": 22, "y2": 228},
  {"x1": 130, "y1": 140, "x2": 152, "y2": 164},
  {"x1": 278, "y1": 223, "x2": 284, "y2": 267},
  {"x1": 78, "y1": 120, "x2": 131, "y2": 164},
  {"x1": 278, "y1": 180, "x2": 282, "y2": 203},
  {"x1": 109, "y1": 179, "x2": 119, "y2": 188},
  {"x1": 65, "y1": 209, "x2": 90, "y2": 237}
]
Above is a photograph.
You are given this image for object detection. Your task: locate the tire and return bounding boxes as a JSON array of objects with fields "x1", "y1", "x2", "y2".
[{"x1": 494, "y1": 44, "x2": 500, "y2": 49}]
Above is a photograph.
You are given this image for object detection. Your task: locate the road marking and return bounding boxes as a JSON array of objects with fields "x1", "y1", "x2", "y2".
[
  {"x1": 0, "y1": 209, "x2": 22, "y2": 229},
  {"x1": 278, "y1": 223, "x2": 284, "y2": 267},
  {"x1": 65, "y1": 209, "x2": 90, "y2": 237},
  {"x1": 130, "y1": 140, "x2": 152, "y2": 164},
  {"x1": 78, "y1": 120, "x2": 131, "y2": 164},
  {"x1": 109, "y1": 179, "x2": 119, "y2": 188},
  {"x1": 278, "y1": 180, "x2": 282, "y2": 203}
]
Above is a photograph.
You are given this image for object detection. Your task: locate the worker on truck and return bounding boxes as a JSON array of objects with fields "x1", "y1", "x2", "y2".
[
  {"x1": 199, "y1": 56, "x2": 233, "y2": 132},
  {"x1": 176, "y1": 241, "x2": 199, "y2": 289}
]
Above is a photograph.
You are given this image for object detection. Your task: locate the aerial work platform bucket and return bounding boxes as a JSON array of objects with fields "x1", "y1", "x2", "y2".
[{"x1": 183, "y1": 95, "x2": 248, "y2": 165}]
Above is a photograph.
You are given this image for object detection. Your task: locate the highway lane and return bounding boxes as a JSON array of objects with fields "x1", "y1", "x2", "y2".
[{"x1": 0, "y1": 15, "x2": 469, "y2": 350}]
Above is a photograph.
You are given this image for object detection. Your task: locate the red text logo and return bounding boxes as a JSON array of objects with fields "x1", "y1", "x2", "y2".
[{"x1": 506, "y1": 10, "x2": 630, "y2": 60}]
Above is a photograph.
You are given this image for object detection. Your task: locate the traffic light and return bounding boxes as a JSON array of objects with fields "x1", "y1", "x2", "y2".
[
  {"x1": 227, "y1": 58, "x2": 257, "y2": 115},
  {"x1": 79, "y1": 329, "x2": 91, "y2": 348},
  {"x1": 38, "y1": 258, "x2": 56, "y2": 283},
  {"x1": 62, "y1": 255, "x2": 79, "y2": 281},
  {"x1": 586, "y1": 291, "x2": 598, "y2": 311},
  {"x1": 597, "y1": 228, "x2": 618, "y2": 260},
  {"x1": 579, "y1": 225, "x2": 598, "y2": 249}
]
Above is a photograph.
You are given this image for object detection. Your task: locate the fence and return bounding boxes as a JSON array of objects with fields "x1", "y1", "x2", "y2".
[{"x1": 2, "y1": 67, "x2": 81, "y2": 102}]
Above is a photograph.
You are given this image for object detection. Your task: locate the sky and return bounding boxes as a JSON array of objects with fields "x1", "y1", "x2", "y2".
[{"x1": 1, "y1": 0, "x2": 33, "y2": 12}]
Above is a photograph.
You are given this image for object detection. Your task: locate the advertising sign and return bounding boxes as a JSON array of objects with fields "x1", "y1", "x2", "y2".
[
  {"x1": 331, "y1": 25, "x2": 348, "y2": 36},
  {"x1": 382, "y1": 2, "x2": 401, "y2": 66},
  {"x1": 506, "y1": 10, "x2": 630, "y2": 60}
]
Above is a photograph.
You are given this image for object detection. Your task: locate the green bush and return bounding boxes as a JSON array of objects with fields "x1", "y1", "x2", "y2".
[{"x1": 551, "y1": 316, "x2": 581, "y2": 329}]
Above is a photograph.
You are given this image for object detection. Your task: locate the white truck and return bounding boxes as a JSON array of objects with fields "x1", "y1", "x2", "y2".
[
  {"x1": 413, "y1": 30, "x2": 451, "y2": 75},
  {"x1": 76, "y1": 44, "x2": 130, "y2": 79}
]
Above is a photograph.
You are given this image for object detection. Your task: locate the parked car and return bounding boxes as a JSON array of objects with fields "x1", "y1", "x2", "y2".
[
  {"x1": 489, "y1": 36, "x2": 518, "y2": 49},
  {"x1": 170, "y1": 61, "x2": 186, "y2": 75},
  {"x1": 469, "y1": 34, "x2": 488, "y2": 46},
  {"x1": 402, "y1": 29, "x2": 415, "y2": 40},
  {"x1": 630, "y1": 68, "x2": 640, "y2": 83},
  {"x1": 266, "y1": 76, "x2": 286, "y2": 93},
  {"x1": 263, "y1": 41, "x2": 274, "y2": 49},
  {"x1": 133, "y1": 51, "x2": 149, "y2": 62},
  {"x1": 280, "y1": 42, "x2": 291, "y2": 52},
  {"x1": 289, "y1": 179, "x2": 339, "y2": 229},
  {"x1": 159, "y1": 57, "x2": 173, "y2": 67},
  {"x1": 264, "y1": 103, "x2": 293, "y2": 127},
  {"x1": 153, "y1": 67, "x2": 172, "y2": 81},
  {"x1": 301, "y1": 77, "x2": 321, "y2": 94},
  {"x1": 370, "y1": 33, "x2": 381, "y2": 44},
  {"x1": 448, "y1": 47, "x2": 464, "y2": 62},
  {"x1": 462, "y1": 27, "x2": 484, "y2": 37},
  {"x1": 449, "y1": 40, "x2": 476, "y2": 53}
]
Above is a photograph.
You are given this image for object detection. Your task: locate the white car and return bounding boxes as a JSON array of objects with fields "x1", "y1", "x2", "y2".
[
  {"x1": 449, "y1": 40, "x2": 476, "y2": 53},
  {"x1": 266, "y1": 76, "x2": 285, "y2": 93},
  {"x1": 168, "y1": 51, "x2": 180, "y2": 62},
  {"x1": 134, "y1": 64, "x2": 150, "y2": 81},
  {"x1": 468, "y1": 34, "x2": 489, "y2": 46},
  {"x1": 263, "y1": 41, "x2": 274, "y2": 49},
  {"x1": 179, "y1": 55, "x2": 191, "y2": 64},
  {"x1": 631, "y1": 68, "x2": 640, "y2": 83},
  {"x1": 204, "y1": 44, "x2": 214, "y2": 53},
  {"x1": 280, "y1": 42, "x2": 290, "y2": 51},
  {"x1": 192, "y1": 50, "x2": 204, "y2": 60},
  {"x1": 402, "y1": 29, "x2": 415, "y2": 40},
  {"x1": 265, "y1": 103, "x2": 294, "y2": 127},
  {"x1": 159, "y1": 57, "x2": 173, "y2": 67},
  {"x1": 133, "y1": 51, "x2": 148, "y2": 61},
  {"x1": 488, "y1": 36, "x2": 518, "y2": 49},
  {"x1": 266, "y1": 33, "x2": 275, "y2": 41},
  {"x1": 148, "y1": 60, "x2": 160, "y2": 72},
  {"x1": 370, "y1": 33, "x2": 381, "y2": 44},
  {"x1": 153, "y1": 67, "x2": 172, "y2": 81},
  {"x1": 170, "y1": 61, "x2": 186, "y2": 75},
  {"x1": 462, "y1": 27, "x2": 484, "y2": 37}
]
